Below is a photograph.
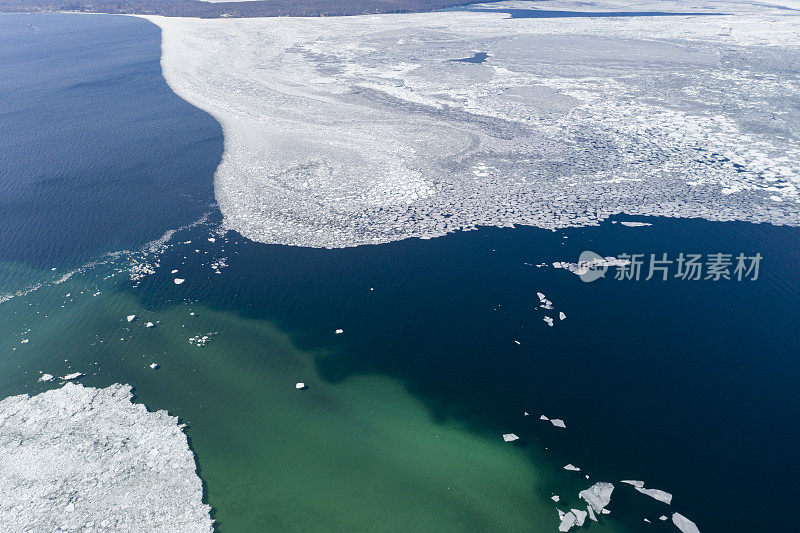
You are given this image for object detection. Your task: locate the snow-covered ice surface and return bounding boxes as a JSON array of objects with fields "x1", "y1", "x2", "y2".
[
  {"x1": 0, "y1": 383, "x2": 212, "y2": 532},
  {"x1": 145, "y1": 0, "x2": 800, "y2": 248}
]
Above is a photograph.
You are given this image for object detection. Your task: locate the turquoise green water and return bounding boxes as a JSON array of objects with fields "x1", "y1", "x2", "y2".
[{"x1": 0, "y1": 248, "x2": 620, "y2": 532}]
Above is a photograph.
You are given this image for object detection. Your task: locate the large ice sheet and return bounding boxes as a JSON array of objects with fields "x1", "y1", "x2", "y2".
[
  {"x1": 145, "y1": 4, "x2": 800, "y2": 247},
  {"x1": 0, "y1": 384, "x2": 212, "y2": 532}
]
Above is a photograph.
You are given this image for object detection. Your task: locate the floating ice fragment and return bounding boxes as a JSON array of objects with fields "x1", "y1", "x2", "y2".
[
  {"x1": 335, "y1": 329, "x2": 344, "y2": 334},
  {"x1": 579, "y1": 482, "x2": 614, "y2": 514},
  {"x1": 564, "y1": 464, "x2": 580, "y2": 472},
  {"x1": 295, "y1": 382, "x2": 307, "y2": 390},
  {"x1": 21, "y1": 339, "x2": 29, "y2": 344},
  {"x1": 551, "y1": 495, "x2": 560, "y2": 502},
  {"x1": 38, "y1": 374, "x2": 54, "y2": 382},
  {"x1": 146, "y1": 322, "x2": 155, "y2": 328},
  {"x1": 537, "y1": 292, "x2": 546, "y2": 302},
  {"x1": 572, "y1": 509, "x2": 587, "y2": 527},
  {"x1": 559, "y1": 312, "x2": 566, "y2": 320},
  {"x1": 636, "y1": 487, "x2": 673, "y2": 504},
  {"x1": 659, "y1": 515, "x2": 668, "y2": 521},
  {"x1": 620, "y1": 221, "x2": 653, "y2": 227},
  {"x1": 540, "y1": 415, "x2": 549, "y2": 421},
  {"x1": 672, "y1": 513, "x2": 700, "y2": 533},
  {"x1": 644, "y1": 518, "x2": 651, "y2": 523},
  {"x1": 127, "y1": 315, "x2": 136, "y2": 323},
  {"x1": 171, "y1": 269, "x2": 179, "y2": 274},
  {"x1": 558, "y1": 511, "x2": 577, "y2": 532},
  {"x1": 514, "y1": 340, "x2": 520, "y2": 345},
  {"x1": 621, "y1": 480, "x2": 645, "y2": 488},
  {"x1": 543, "y1": 316, "x2": 554, "y2": 327},
  {"x1": 550, "y1": 419, "x2": 566, "y2": 428},
  {"x1": 174, "y1": 278, "x2": 185, "y2": 285},
  {"x1": 523, "y1": 411, "x2": 529, "y2": 416},
  {"x1": 502, "y1": 433, "x2": 519, "y2": 442},
  {"x1": 61, "y1": 372, "x2": 84, "y2": 381},
  {"x1": 208, "y1": 237, "x2": 216, "y2": 243},
  {"x1": 587, "y1": 505, "x2": 597, "y2": 522},
  {"x1": 149, "y1": 363, "x2": 159, "y2": 370}
]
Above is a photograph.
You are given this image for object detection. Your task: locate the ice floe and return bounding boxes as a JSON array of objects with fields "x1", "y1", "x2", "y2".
[
  {"x1": 38, "y1": 374, "x2": 54, "y2": 383},
  {"x1": 550, "y1": 418, "x2": 566, "y2": 428},
  {"x1": 295, "y1": 382, "x2": 307, "y2": 390},
  {"x1": 126, "y1": 315, "x2": 136, "y2": 322},
  {"x1": 150, "y1": 363, "x2": 159, "y2": 370},
  {"x1": 502, "y1": 433, "x2": 519, "y2": 442},
  {"x1": 61, "y1": 372, "x2": 83, "y2": 381},
  {"x1": 564, "y1": 464, "x2": 581, "y2": 472},
  {"x1": 0, "y1": 383, "x2": 212, "y2": 531},
  {"x1": 635, "y1": 487, "x2": 673, "y2": 504},
  {"x1": 672, "y1": 512, "x2": 701, "y2": 533},
  {"x1": 146, "y1": 7, "x2": 800, "y2": 249},
  {"x1": 579, "y1": 482, "x2": 614, "y2": 515},
  {"x1": 174, "y1": 278, "x2": 186, "y2": 285}
]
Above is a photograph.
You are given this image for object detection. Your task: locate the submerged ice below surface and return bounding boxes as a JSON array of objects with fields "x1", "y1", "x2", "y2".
[
  {"x1": 0, "y1": 383, "x2": 212, "y2": 532},
  {"x1": 147, "y1": 4, "x2": 800, "y2": 248}
]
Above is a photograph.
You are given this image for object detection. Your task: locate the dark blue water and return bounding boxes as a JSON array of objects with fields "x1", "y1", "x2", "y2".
[
  {"x1": 451, "y1": 51, "x2": 489, "y2": 63},
  {"x1": 129, "y1": 214, "x2": 800, "y2": 533},
  {"x1": 0, "y1": 13, "x2": 222, "y2": 270}
]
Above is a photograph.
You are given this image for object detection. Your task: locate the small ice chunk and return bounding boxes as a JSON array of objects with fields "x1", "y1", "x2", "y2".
[
  {"x1": 21, "y1": 339, "x2": 29, "y2": 344},
  {"x1": 146, "y1": 322, "x2": 155, "y2": 328},
  {"x1": 502, "y1": 433, "x2": 519, "y2": 442},
  {"x1": 61, "y1": 372, "x2": 84, "y2": 381},
  {"x1": 127, "y1": 315, "x2": 136, "y2": 322},
  {"x1": 38, "y1": 374, "x2": 54, "y2": 382},
  {"x1": 672, "y1": 513, "x2": 700, "y2": 533},
  {"x1": 551, "y1": 495, "x2": 560, "y2": 502},
  {"x1": 174, "y1": 278, "x2": 185, "y2": 285},
  {"x1": 659, "y1": 515, "x2": 668, "y2": 521},
  {"x1": 644, "y1": 518, "x2": 651, "y2": 523},
  {"x1": 579, "y1": 482, "x2": 614, "y2": 514},
  {"x1": 621, "y1": 480, "x2": 645, "y2": 488},
  {"x1": 149, "y1": 363, "x2": 159, "y2": 369},
  {"x1": 559, "y1": 312, "x2": 566, "y2": 320},
  {"x1": 514, "y1": 340, "x2": 521, "y2": 345},
  {"x1": 208, "y1": 237, "x2": 216, "y2": 243},
  {"x1": 636, "y1": 487, "x2": 673, "y2": 504},
  {"x1": 335, "y1": 329, "x2": 344, "y2": 334},
  {"x1": 620, "y1": 221, "x2": 652, "y2": 227},
  {"x1": 523, "y1": 411, "x2": 529, "y2": 416},
  {"x1": 540, "y1": 415, "x2": 549, "y2": 421},
  {"x1": 564, "y1": 464, "x2": 580, "y2": 472},
  {"x1": 558, "y1": 511, "x2": 577, "y2": 532},
  {"x1": 571, "y1": 509, "x2": 587, "y2": 527},
  {"x1": 295, "y1": 382, "x2": 307, "y2": 390},
  {"x1": 543, "y1": 316, "x2": 554, "y2": 326},
  {"x1": 171, "y1": 269, "x2": 179, "y2": 274},
  {"x1": 537, "y1": 292, "x2": 546, "y2": 301},
  {"x1": 587, "y1": 505, "x2": 597, "y2": 522},
  {"x1": 550, "y1": 419, "x2": 566, "y2": 428}
]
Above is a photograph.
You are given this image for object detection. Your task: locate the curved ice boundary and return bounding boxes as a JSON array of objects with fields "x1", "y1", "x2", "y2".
[
  {"x1": 0, "y1": 383, "x2": 212, "y2": 532},
  {"x1": 144, "y1": 3, "x2": 800, "y2": 247}
]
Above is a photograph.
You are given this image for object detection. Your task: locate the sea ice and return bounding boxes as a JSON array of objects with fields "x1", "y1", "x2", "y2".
[
  {"x1": 543, "y1": 316, "x2": 554, "y2": 327},
  {"x1": 559, "y1": 312, "x2": 566, "y2": 320},
  {"x1": 0, "y1": 383, "x2": 212, "y2": 531},
  {"x1": 174, "y1": 278, "x2": 185, "y2": 285},
  {"x1": 636, "y1": 487, "x2": 673, "y2": 505},
  {"x1": 150, "y1": 363, "x2": 159, "y2": 370},
  {"x1": 564, "y1": 464, "x2": 580, "y2": 472},
  {"x1": 61, "y1": 373, "x2": 83, "y2": 381},
  {"x1": 295, "y1": 382, "x2": 307, "y2": 390},
  {"x1": 502, "y1": 433, "x2": 519, "y2": 442},
  {"x1": 335, "y1": 329, "x2": 344, "y2": 334},
  {"x1": 127, "y1": 315, "x2": 136, "y2": 322},
  {"x1": 550, "y1": 419, "x2": 566, "y2": 428},
  {"x1": 672, "y1": 512, "x2": 701, "y2": 533},
  {"x1": 146, "y1": 322, "x2": 155, "y2": 328},
  {"x1": 38, "y1": 374, "x2": 54, "y2": 383},
  {"x1": 579, "y1": 482, "x2": 614, "y2": 514},
  {"x1": 145, "y1": 8, "x2": 800, "y2": 249}
]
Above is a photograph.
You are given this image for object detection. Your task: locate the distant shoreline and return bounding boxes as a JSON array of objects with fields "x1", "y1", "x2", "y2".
[{"x1": 0, "y1": 0, "x2": 497, "y2": 18}]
